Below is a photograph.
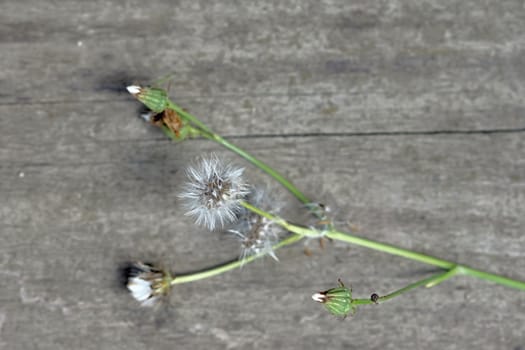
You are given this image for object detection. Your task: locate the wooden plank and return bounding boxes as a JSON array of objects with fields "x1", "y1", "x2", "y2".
[
  {"x1": 1, "y1": 1, "x2": 525, "y2": 350},
  {"x1": 2, "y1": 136, "x2": 525, "y2": 349},
  {"x1": 1, "y1": 94, "x2": 524, "y2": 145},
  {"x1": 1, "y1": 1, "x2": 524, "y2": 132}
]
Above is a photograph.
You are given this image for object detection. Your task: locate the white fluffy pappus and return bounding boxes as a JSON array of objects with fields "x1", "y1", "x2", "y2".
[
  {"x1": 230, "y1": 220, "x2": 279, "y2": 264},
  {"x1": 124, "y1": 262, "x2": 171, "y2": 307},
  {"x1": 179, "y1": 155, "x2": 250, "y2": 231},
  {"x1": 228, "y1": 187, "x2": 283, "y2": 263}
]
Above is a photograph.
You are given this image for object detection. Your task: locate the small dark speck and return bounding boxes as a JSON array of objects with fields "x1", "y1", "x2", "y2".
[
  {"x1": 338, "y1": 13, "x2": 379, "y2": 30},
  {"x1": 324, "y1": 60, "x2": 370, "y2": 74},
  {"x1": 101, "y1": 53, "x2": 114, "y2": 61},
  {"x1": 325, "y1": 60, "x2": 350, "y2": 74},
  {"x1": 16, "y1": 96, "x2": 32, "y2": 103}
]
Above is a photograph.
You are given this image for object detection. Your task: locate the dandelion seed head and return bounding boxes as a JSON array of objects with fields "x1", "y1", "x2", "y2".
[
  {"x1": 179, "y1": 155, "x2": 250, "y2": 231},
  {"x1": 228, "y1": 188, "x2": 283, "y2": 263},
  {"x1": 230, "y1": 223, "x2": 279, "y2": 264}
]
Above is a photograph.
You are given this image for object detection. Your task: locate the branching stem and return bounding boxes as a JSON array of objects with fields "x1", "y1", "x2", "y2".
[{"x1": 131, "y1": 89, "x2": 525, "y2": 292}]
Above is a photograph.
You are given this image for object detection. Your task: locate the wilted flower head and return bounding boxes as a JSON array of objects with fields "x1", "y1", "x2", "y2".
[
  {"x1": 179, "y1": 155, "x2": 250, "y2": 231},
  {"x1": 229, "y1": 188, "x2": 282, "y2": 263},
  {"x1": 140, "y1": 108, "x2": 188, "y2": 140},
  {"x1": 123, "y1": 262, "x2": 172, "y2": 307}
]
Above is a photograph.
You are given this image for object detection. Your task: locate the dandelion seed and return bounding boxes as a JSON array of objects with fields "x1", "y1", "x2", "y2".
[
  {"x1": 228, "y1": 188, "x2": 282, "y2": 263},
  {"x1": 123, "y1": 262, "x2": 172, "y2": 307},
  {"x1": 179, "y1": 155, "x2": 250, "y2": 231},
  {"x1": 230, "y1": 225, "x2": 279, "y2": 264}
]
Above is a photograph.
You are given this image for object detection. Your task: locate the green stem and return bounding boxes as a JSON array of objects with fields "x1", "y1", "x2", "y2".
[
  {"x1": 425, "y1": 266, "x2": 459, "y2": 288},
  {"x1": 326, "y1": 230, "x2": 453, "y2": 269},
  {"x1": 240, "y1": 202, "x2": 525, "y2": 291},
  {"x1": 352, "y1": 269, "x2": 455, "y2": 306},
  {"x1": 171, "y1": 233, "x2": 303, "y2": 285},
  {"x1": 160, "y1": 125, "x2": 177, "y2": 140},
  {"x1": 326, "y1": 232, "x2": 525, "y2": 290},
  {"x1": 240, "y1": 201, "x2": 318, "y2": 237},
  {"x1": 165, "y1": 101, "x2": 311, "y2": 204},
  {"x1": 140, "y1": 92, "x2": 525, "y2": 292},
  {"x1": 459, "y1": 266, "x2": 525, "y2": 291},
  {"x1": 166, "y1": 101, "x2": 213, "y2": 134}
]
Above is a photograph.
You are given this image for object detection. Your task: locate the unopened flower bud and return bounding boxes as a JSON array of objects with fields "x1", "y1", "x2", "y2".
[
  {"x1": 229, "y1": 188, "x2": 283, "y2": 263},
  {"x1": 312, "y1": 279, "x2": 356, "y2": 317},
  {"x1": 127, "y1": 85, "x2": 168, "y2": 113}
]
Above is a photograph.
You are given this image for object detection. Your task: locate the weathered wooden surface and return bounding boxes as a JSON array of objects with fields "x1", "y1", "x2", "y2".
[{"x1": 1, "y1": 1, "x2": 525, "y2": 349}]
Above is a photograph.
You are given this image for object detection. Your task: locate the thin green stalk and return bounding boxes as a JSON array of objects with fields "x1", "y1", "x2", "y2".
[
  {"x1": 165, "y1": 100, "x2": 311, "y2": 204},
  {"x1": 240, "y1": 201, "x2": 318, "y2": 237},
  {"x1": 171, "y1": 233, "x2": 303, "y2": 285},
  {"x1": 326, "y1": 230, "x2": 454, "y2": 269},
  {"x1": 352, "y1": 269, "x2": 454, "y2": 306},
  {"x1": 459, "y1": 266, "x2": 525, "y2": 291},
  {"x1": 240, "y1": 200, "x2": 454, "y2": 267},
  {"x1": 239, "y1": 201, "x2": 525, "y2": 291},
  {"x1": 425, "y1": 266, "x2": 459, "y2": 288},
  {"x1": 166, "y1": 101, "x2": 213, "y2": 134},
  {"x1": 326, "y1": 231, "x2": 525, "y2": 290},
  {"x1": 134, "y1": 89, "x2": 525, "y2": 292}
]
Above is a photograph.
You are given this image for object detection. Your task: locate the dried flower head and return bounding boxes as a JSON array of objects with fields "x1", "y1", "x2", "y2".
[
  {"x1": 229, "y1": 188, "x2": 282, "y2": 263},
  {"x1": 141, "y1": 108, "x2": 188, "y2": 140},
  {"x1": 179, "y1": 155, "x2": 250, "y2": 231},
  {"x1": 123, "y1": 262, "x2": 172, "y2": 307}
]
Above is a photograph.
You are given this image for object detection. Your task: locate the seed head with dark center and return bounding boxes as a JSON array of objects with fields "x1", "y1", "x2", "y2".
[{"x1": 179, "y1": 156, "x2": 249, "y2": 230}]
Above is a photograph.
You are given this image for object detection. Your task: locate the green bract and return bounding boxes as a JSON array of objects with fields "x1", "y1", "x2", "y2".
[
  {"x1": 138, "y1": 87, "x2": 168, "y2": 113},
  {"x1": 325, "y1": 285, "x2": 354, "y2": 316},
  {"x1": 314, "y1": 279, "x2": 356, "y2": 317}
]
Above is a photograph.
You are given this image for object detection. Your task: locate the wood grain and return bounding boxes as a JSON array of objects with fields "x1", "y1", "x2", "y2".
[{"x1": 1, "y1": 1, "x2": 524, "y2": 349}]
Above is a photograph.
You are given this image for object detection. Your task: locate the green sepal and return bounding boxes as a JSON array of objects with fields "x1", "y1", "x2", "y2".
[
  {"x1": 138, "y1": 87, "x2": 168, "y2": 113},
  {"x1": 177, "y1": 125, "x2": 193, "y2": 140},
  {"x1": 313, "y1": 279, "x2": 357, "y2": 317},
  {"x1": 323, "y1": 283, "x2": 355, "y2": 317}
]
